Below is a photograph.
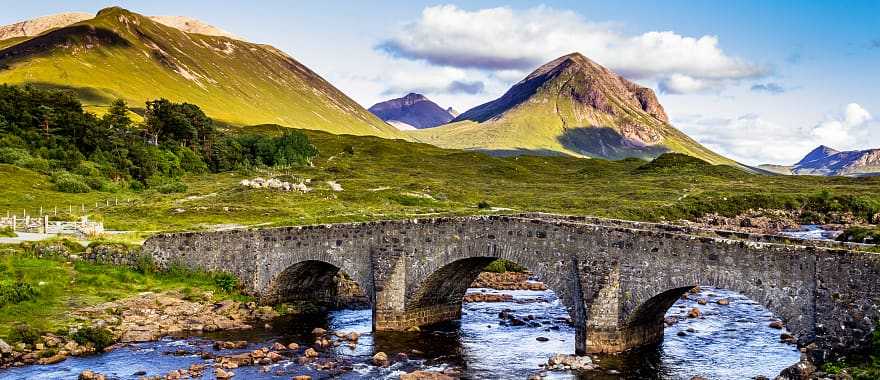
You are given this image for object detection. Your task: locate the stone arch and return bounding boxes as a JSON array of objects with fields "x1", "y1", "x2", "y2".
[
  {"x1": 404, "y1": 252, "x2": 583, "y2": 331},
  {"x1": 262, "y1": 260, "x2": 370, "y2": 307}
]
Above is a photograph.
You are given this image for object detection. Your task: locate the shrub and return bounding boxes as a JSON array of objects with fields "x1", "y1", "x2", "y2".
[
  {"x1": 0, "y1": 226, "x2": 15, "y2": 238},
  {"x1": 837, "y1": 226, "x2": 880, "y2": 244},
  {"x1": 52, "y1": 171, "x2": 91, "y2": 193},
  {"x1": 213, "y1": 272, "x2": 239, "y2": 293},
  {"x1": 156, "y1": 181, "x2": 187, "y2": 194},
  {"x1": 483, "y1": 259, "x2": 527, "y2": 273},
  {"x1": 0, "y1": 147, "x2": 30, "y2": 164},
  {"x1": 477, "y1": 200, "x2": 492, "y2": 209},
  {"x1": 134, "y1": 254, "x2": 157, "y2": 275},
  {"x1": 10, "y1": 324, "x2": 41, "y2": 345},
  {"x1": 0, "y1": 280, "x2": 39, "y2": 306},
  {"x1": 17, "y1": 157, "x2": 51, "y2": 173},
  {"x1": 71, "y1": 326, "x2": 114, "y2": 351}
]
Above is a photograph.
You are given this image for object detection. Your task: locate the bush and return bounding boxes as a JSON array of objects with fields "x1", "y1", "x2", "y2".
[
  {"x1": 483, "y1": 259, "x2": 527, "y2": 273},
  {"x1": 10, "y1": 324, "x2": 41, "y2": 345},
  {"x1": 70, "y1": 326, "x2": 114, "y2": 351},
  {"x1": 0, "y1": 280, "x2": 39, "y2": 306},
  {"x1": 17, "y1": 157, "x2": 51, "y2": 173},
  {"x1": 134, "y1": 254, "x2": 157, "y2": 275},
  {"x1": 0, "y1": 226, "x2": 15, "y2": 238},
  {"x1": 213, "y1": 272, "x2": 239, "y2": 293},
  {"x1": 477, "y1": 200, "x2": 492, "y2": 209},
  {"x1": 0, "y1": 147, "x2": 31, "y2": 164},
  {"x1": 837, "y1": 226, "x2": 880, "y2": 244},
  {"x1": 52, "y1": 171, "x2": 91, "y2": 193},
  {"x1": 156, "y1": 181, "x2": 187, "y2": 194}
]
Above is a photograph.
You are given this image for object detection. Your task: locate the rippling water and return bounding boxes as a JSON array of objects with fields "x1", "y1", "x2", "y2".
[{"x1": 0, "y1": 287, "x2": 798, "y2": 380}]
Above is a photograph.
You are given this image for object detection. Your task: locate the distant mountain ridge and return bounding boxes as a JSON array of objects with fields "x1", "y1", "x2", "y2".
[
  {"x1": 0, "y1": 7, "x2": 404, "y2": 138},
  {"x1": 368, "y1": 93, "x2": 455, "y2": 130},
  {"x1": 410, "y1": 53, "x2": 733, "y2": 165},
  {"x1": 759, "y1": 145, "x2": 880, "y2": 176}
]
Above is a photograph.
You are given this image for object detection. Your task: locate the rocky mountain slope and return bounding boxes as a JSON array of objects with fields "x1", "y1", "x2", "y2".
[
  {"x1": 409, "y1": 53, "x2": 733, "y2": 165},
  {"x1": 0, "y1": 12, "x2": 92, "y2": 40},
  {"x1": 0, "y1": 7, "x2": 404, "y2": 138},
  {"x1": 761, "y1": 146, "x2": 880, "y2": 176},
  {"x1": 368, "y1": 93, "x2": 455, "y2": 130}
]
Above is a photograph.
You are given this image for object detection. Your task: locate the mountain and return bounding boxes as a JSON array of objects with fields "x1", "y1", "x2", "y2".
[
  {"x1": 793, "y1": 146, "x2": 880, "y2": 176},
  {"x1": 0, "y1": 7, "x2": 404, "y2": 138},
  {"x1": 368, "y1": 93, "x2": 455, "y2": 130},
  {"x1": 759, "y1": 146, "x2": 880, "y2": 176},
  {"x1": 409, "y1": 53, "x2": 733, "y2": 165},
  {"x1": 446, "y1": 107, "x2": 460, "y2": 117},
  {"x1": 0, "y1": 12, "x2": 92, "y2": 40},
  {"x1": 147, "y1": 16, "x2": 239, "y2": 40}
]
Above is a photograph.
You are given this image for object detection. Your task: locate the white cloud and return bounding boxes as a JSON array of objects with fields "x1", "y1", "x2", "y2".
[
  {"x1": 676, "y1": 103, "x2": 878, "y2": 165},
  {"x1": 378, "y1": 5, "x2": 766, "y2": 94}
]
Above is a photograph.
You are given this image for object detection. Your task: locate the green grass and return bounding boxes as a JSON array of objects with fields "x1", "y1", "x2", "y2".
[
  {"x1": 1, "y1": 127, "x2": 879, "y2": 232},
  {"x1": 0, "y1": 7, "x2": 404, "y2": 139},
  {"x1": 0, "y1": 244, "x2": 249, "y2": 340}
]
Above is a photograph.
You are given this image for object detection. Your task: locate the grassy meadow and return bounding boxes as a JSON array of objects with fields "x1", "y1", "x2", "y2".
[{"x1": 2, "y1": 125, "x2": 879, "y2": 235}]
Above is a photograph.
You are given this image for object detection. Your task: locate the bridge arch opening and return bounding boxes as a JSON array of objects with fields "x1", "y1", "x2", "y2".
[
  {"x1": 262, "y1": 260, "x2": 368, "y2": 310},
  {"x1": 613, "y1": 285, "x2": 801, "y2": 378},
  {"x1": 404, "y1": 256, "x2": 582, "y2": 359}
]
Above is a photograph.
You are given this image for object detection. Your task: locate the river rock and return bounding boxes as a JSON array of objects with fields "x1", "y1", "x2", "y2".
[
  {"x1": 37, "y1": 353, "x2": 67, "y2": 365},
  {"x1": 547, "y1": 354, "x2": 595, "y2": 370},
  {"x1": 687, "y1": 308, "x2": 701, "y2": 318},
  {"x1": 304, "y1": 348, "x2": 318, "y2": 358},
  {"x1": 0, "y1": 339, "x2": 11, "y2": 356},
  {"x1": 717, "y1": 298, "x2": 730, "y2": 305},
  {"x1": 311, "y1": 328, "x2": 326, "y2": 336},
  {"x1": 769, "y1": 321, "x2": 784, "y2": 329},
  {"x1": 400, "y1": 370, "x2": 455, "y2": 380},
  {"x1": 288, "y1": 342, "x2": 300, "y2": 350},
  {"x1": 215, "y1": 367, "x2": 235, "y2": 379},
  {"x1": 372, "y1": 351, "x2": 389, "y2": 366},
  {"x1": 292, "y1": 376, "x2": 312, "y2": 380},
  {"x1": 78, "y1": 370, "x2": 106, "y2": 380}
]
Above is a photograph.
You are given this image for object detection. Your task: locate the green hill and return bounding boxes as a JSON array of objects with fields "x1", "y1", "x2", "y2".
[
  {"x1": 0, "y1": 7, "x2": 404, "y2": 138},
  {"x1": 410, "y1": 53, "x2": 734, "y2": 166}
]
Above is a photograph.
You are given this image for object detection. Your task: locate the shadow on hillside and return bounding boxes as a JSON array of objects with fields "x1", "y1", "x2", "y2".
[
  {"x1": 558, "y1": 126, "x2": 668, "y2": 160},
  {"x1": 23, "y1": 81, "x2": 118, "y2": 105}
]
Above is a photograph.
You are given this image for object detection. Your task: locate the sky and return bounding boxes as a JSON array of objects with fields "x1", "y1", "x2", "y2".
[{"x1": 2, "y1": 1, "x2": 879, "y2": 165}]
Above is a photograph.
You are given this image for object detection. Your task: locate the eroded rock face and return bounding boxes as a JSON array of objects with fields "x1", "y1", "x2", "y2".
[{"x1": 0, "y1": 12, "x2": 92, "y2": 40}]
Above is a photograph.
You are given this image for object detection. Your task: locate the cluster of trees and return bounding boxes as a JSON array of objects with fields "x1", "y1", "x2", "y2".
[{"x1": 0, "y1": 84, "x2": 317, "y2": 193}]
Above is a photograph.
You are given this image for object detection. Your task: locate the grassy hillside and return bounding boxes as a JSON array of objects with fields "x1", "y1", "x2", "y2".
[
  {"x1": 0, "y1": 7, "x2": 404, "y2": 138},
  {"x1": 410, "y1": 53, "x2": 734, "y2": 166},
  {"x1": 2, "y1": 126, "x2": 878, "y2": 233}
]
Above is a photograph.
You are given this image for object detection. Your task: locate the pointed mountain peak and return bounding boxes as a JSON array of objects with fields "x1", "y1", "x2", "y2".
[
  {"x1": 454, "y1": 52, "x2": 668, "y2": 124},
  {"x1": 797, "y1": 145, "x2": 840, "y2": 165},
  {"x1": 369, "y1": 93, "x2": 454, "y2": 129}
]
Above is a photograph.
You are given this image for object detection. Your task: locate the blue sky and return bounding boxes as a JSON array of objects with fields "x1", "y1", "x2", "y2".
[{"x1": 2, "y1": 1, "x2": 878, "y2": 164}]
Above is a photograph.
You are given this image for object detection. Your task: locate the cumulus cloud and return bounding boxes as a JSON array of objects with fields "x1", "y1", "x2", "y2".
[
  {"x1": 750, "y1": 83, "x2": 786, "y2": 94},
  {"x1": 378, "y1": 5, "x2": 766, "y2": 94},
  {"x1": 676, "y1": 103, "x2": 878, "y2": 165}
]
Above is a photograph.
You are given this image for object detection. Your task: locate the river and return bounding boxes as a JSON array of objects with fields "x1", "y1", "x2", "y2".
[{"x1": 1, "y1": 285, "x2": 799, "y2": 380}]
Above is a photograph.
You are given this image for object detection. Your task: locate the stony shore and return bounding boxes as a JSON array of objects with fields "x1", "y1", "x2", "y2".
[{"x1": 0, "y1": 291, "x2": 277, "y2": 370}]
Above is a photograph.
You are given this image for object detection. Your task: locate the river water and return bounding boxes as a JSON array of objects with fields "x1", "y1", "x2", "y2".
[{"x1": 1, "y1": 285, "x2": 799, "y2": 380}]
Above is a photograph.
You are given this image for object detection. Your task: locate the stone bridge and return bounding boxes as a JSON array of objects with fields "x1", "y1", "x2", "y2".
[{"x1": 142, "y1": 213, "x2": 880, "y2": 362}]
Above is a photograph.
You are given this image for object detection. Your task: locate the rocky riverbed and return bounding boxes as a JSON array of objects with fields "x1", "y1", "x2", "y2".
[
  {"x1": 0, "y1": 273, "x2": 817, "y2": 379},
  {"x1": 0, "y1": 291, "x2": 277, "y2": 370}
]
